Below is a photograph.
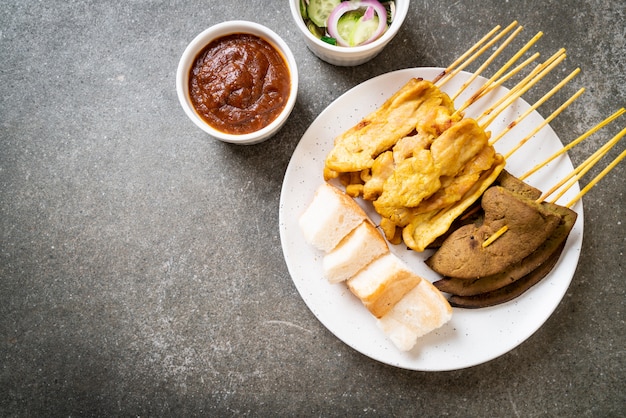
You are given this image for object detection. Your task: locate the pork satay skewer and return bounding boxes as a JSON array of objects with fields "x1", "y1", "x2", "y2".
[
  {"x1": 502, "y1": 87, "x2": 585, "y2": 159},
  {"x1": 519, "y1": 108, "x2": 626, "y2": 181},
  {"x1": 490, "y1": 68, "x2": 581, "y2": 146},
  {"x1": 436, "y1": 21, "x2": 519, "y2": 88}
]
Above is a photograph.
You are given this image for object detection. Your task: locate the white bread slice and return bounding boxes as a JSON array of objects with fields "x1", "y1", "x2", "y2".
[
  {"x1": 347, "y1": 253, "x2": 422, "y2": 318},
  {"x1": 299, "y1": 182, "x2": 369, "y2": 252},
  {"x1": 322, "y1": 221, "x2": 389, "y2": 284},
  {"x1": 377, "y1": 279, "x2": 453, "y2": 351}
]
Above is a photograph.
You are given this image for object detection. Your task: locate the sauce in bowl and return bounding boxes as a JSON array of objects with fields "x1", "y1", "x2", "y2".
[{"x1": 188, "y1": 33, "x2": 291, "y2": 135}]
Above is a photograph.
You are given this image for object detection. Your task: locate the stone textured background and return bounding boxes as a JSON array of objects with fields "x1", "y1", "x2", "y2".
[{"x1": 1, "y1": 0, "x2": 624, "y2": 415}]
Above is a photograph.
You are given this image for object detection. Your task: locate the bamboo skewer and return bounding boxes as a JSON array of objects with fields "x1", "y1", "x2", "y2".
[
  {"x1": 436, "y1": 21, "x2": 519, "y2": 88},
  {"x1": 502, "y1": 87, "x2": 585, "y2": 159},
  {"x1": 519, "y1": 108, "x2": 626, "y2": 181},
  {"x1": 565, "y1": 149, "x2": 626, "y2": 208},
  {"x1": 547, "y1": 143, "x2": 610, "y2": 204},
  {"x1": 475, "y1": 49, "x2": 565, "y2": 125},
  {"x1": 432, "y1": 24, "x2": 502, "y2": 84},
  {"x1": 482, "y1": 225, "x2": 509, "y2": 248},
  {"x1": 539, "y1": 126, "x2": 626, "y2": 203},
  {"x1": 478, "y1": 50, "x2": 567, "y2": 129},
  {"x1": 490, "y1": 68, "x2": 581, "y2": 146},
  {"x1": 551, "y1": 160, "x2": 598, "y2": 204},
  {"x1": 482, "y1": 128, "x2": 624, "y2": 248},
  {"x1": 454, "y1": 51, "x2": 541, "y2": 117},
  {"x1": 451, "y1": 25, "x2": 526, "y2": 101},
  {"x1": 548, "y1": 128, "x2": 625, "y2": 204},
  {"x1": 452, "y1": 30, "x2": 542, "y2": 106}
]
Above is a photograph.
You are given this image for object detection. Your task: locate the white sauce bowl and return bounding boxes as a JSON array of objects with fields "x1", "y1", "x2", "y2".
[
  {"x1": 176, "y1": 20, "x2": 299, "y2": 145},
  {"x1": 289, "y1": 0, "x2": 410, "y2": 66}
]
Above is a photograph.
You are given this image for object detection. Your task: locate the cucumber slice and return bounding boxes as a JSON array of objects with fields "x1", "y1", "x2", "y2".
[
  {"x1": 307, "y1": 0, "x2": 342, "y2": 27},
  {"x1": 336, "y1": 11, "x2": 361, "y2": 45},
  {"x1": 350, "y1": 13, "x2": 380, "y2": 46},
  {"x1": 336, "y1": 9, "x2": 381, "y2": 46}
]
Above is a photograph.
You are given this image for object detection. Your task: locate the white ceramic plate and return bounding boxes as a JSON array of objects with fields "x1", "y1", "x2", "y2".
[{"x1": 279, "y1": 68, "x2": 583, "y2": 371}]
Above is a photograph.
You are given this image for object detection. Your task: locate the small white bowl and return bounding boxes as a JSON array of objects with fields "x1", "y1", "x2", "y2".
[
  {"x1": 176, "y1": 21, "x2": 299, "y2": 145},
  {"x1": 289, "y1": 0, "x2": 410, "y2": 66}
]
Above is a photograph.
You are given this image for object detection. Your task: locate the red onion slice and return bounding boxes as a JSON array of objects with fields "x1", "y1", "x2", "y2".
[{"x1": 327, "y1": 0, "x2": 388, "y2": 47}]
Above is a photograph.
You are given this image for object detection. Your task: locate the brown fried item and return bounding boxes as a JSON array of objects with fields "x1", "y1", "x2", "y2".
[
  {"x1": 447, "y1": 240, "x2": 567, "y2": 308},
  {"x1": 425, "y1": 186, "x2": 561, "y2": 279},
  {"x1": 495, "y1": 170, "x2": 542, "y2": 200},
  {"x1": 433, "y1": 201, "x2": 577, "y2": 296},
  {"x1": 426, "y1": 171, "x2": 541, "y2": 249}
]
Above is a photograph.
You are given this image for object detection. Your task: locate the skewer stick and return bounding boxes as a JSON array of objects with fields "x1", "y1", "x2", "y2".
[
  {"x1": 519, "y1": 108, "x2": 626, "y2": 181},
  {"x1": 485, "y1": 125, "x2": 624, "y2": 248},
  {"x1": 490, "y1": 68, "x2": 581, "y2": 146},
  {"x1": 502, "y1": 87, "x2": 585, "y2": 159},
  {"x1": 539, "y1": 127, "x2": 625, "y2": 202},
  {"x1": 432, "y1": 24, "x2": 502, "y2": 84},
  {"x1": 437, "y1": 21, "x2": 519, "y2": 88},
  {"x1": 475, "y1": 50, "x2": 563, "y2": 124},
  {"x1": 478, "y1": 50, "x2": 567, "y2": 129},
  {"x1": 455, "y1": 51, "x2": 541, "y2": 117},
  {"x1": 482, "y1": 225, "x2": 509, "y2": 248},
  {"x1": 483, "y1": 134, "x2": 624, "y2": 248},
  {"x1": 485, "y1": 53, "x2": 541, "y2": 94},
  {"x1": 453, "y1": 30, "x2": 542, "y2": 106},
  {"x1": 549, "y1": 147, "x2": 608, "y2": 204},
  {"x1": 565, "y1": 148, "x2": 626, "y2": 208},
  {"x1": 451, "y1": 26, "x2": 525, "y2": 101},
  {"x1": 549, "y1": 128, "x2": 625, "y2": 204}
]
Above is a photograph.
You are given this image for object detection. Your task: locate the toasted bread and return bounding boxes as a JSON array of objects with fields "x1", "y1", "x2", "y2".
[
  {"x1": 347, "y1": 253, "x2": 422, "y2": 318},
  {"x1": 377, "y1": 279, "x2": 452, "y2": 351},
  {"x1": 299, "y1": 181, "x2": 453, "y2": 352},
  {"x1": 323, "y1": 221, "x2": 389, "y2": 284},
  {"x1": 299, "y1": 182, "x2": 370, "y2": 252}
]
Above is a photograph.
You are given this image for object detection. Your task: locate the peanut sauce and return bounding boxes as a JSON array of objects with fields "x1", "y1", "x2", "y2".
[{"x1": 188, "y1": 33, "x2": 291, "y2": 135}]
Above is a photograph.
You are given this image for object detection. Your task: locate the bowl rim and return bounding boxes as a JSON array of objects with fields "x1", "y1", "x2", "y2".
[
  {"x1": 176, "y1": 20, "x2": 299, "y2": 144},
  {"x1": 289, "y1": 0, "x2": 410, "y2": 56}
]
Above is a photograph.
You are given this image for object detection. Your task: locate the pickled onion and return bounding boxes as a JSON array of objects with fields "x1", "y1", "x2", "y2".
[{"x1": 326, "y1": 0, "x2": 388, "y2": 47}]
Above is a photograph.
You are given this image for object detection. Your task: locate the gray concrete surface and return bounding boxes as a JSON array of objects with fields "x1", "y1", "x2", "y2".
[{"x1": 1, "y1": 0, "x2": 624, "y2": 416}]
